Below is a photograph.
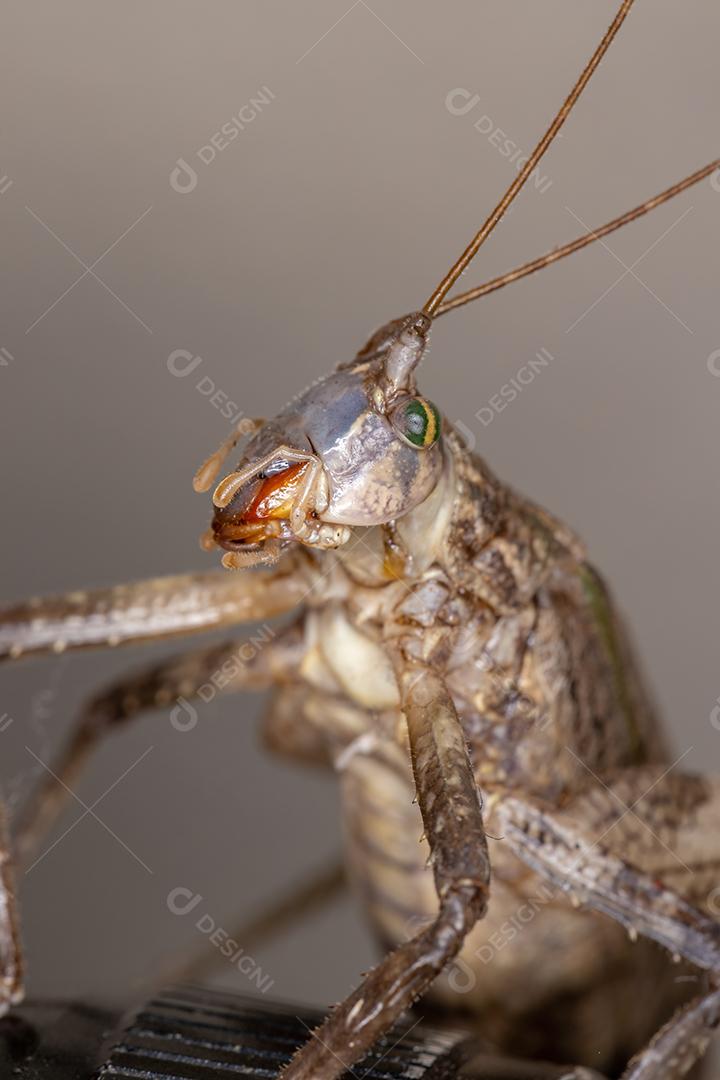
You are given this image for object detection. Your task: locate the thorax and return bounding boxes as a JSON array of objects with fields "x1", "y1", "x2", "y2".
[{"x1": 297, "y1": 433, "x2": 664, "y2": 798}]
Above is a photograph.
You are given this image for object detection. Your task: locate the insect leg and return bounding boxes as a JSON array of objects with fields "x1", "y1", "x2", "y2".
[
  {"x1": 0, "y1": 801, "x2": 22, "y2": 1014},
  {"x1": 620, "y1": 989, "x2": 720, "y2": 1080},
  {"x1": 496, "y1": 777, "x2": 720, "y2": 1079},
  {"x1": 15, "y1": 624, "x2": 305, "y2": 863},
  {"x1": 162, "y1": 684, "x2": 371, "y2": 991},
  {"x1": 496, "y1": 778, "x2": 720, "y2": 971},
  {"x1": 279, "y1": 665, "x2": 490, "y2": 1080},
  {"x1": 0, "y1": 559, "x2": 308, "y2": 662},
  {"x1": 160, "y1": 859, "x2": 346, "y2": 988},
  {"x1": 262, "y1": 682, "x2": 375, "y2": 768}
]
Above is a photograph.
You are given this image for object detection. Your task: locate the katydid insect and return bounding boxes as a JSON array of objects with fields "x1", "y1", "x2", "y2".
[{"x1": 2, "y1": 1, "x2": 720, "y2": 1077}]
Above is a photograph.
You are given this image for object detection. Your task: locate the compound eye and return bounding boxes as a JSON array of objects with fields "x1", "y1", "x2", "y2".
[{"x1": 391, "y1": 396, "x2": 441, "y2": 449}]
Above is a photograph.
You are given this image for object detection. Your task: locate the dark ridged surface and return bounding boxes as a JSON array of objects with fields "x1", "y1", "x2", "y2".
[{"x1": 95, "y1": 986, "x2": 466, "y2": 1079}]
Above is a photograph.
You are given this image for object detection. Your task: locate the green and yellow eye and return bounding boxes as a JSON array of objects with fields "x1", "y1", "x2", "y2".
[{"x1": 391, "y1": 396, "x2": 441, "y2": 449}]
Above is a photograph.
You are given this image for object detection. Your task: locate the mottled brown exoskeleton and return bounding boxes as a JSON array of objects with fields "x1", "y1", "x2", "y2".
[{"x1": 2, "y1": 3, "x2": 720, "y2": 1077}]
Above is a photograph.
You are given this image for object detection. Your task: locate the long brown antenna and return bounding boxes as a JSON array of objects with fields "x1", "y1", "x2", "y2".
[
  {"x1": 422, "y1": 0, "x2": 635, "y2": 317},
  {"x1": 435, "y1": 159, "x2": 720, "y2": 317}
]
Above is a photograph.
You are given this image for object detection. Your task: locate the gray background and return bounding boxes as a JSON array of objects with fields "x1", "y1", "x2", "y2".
[{"x1": 1, "y1": 0, "x2": 719, "y2": 1064}]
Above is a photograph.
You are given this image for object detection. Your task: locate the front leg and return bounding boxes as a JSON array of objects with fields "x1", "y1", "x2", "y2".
[
  {"x1": 0, "y1": 557, "x2": 308, "y2": 661},
  {"x1": 280, "y1": 664, "x2": 490, "y2": 1080}
]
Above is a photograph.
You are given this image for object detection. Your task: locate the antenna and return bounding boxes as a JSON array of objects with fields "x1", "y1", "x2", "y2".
[
  {"x1": 422, "y1": 0, "x2": 635, "y2": 317},
  {"x1": 435, "y1": 159, "x2": 720, "y2": 316}
]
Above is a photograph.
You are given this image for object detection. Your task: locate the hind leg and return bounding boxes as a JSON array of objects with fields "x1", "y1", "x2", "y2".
[
  {"x1": 496, "y1": 768, "x2": 720, "y2": 1079},
  {"x1": 620, "y1": 989, "x2": 720, "y2": 1080}
]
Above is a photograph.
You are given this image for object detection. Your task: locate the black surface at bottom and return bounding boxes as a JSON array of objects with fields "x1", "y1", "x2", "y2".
[
  {"x1": 0, "y1": 985, "x2": 609, "y2": 1079},
  {"x1": 96, "y1": 985, "x2": 466, "y2": 1078}
]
